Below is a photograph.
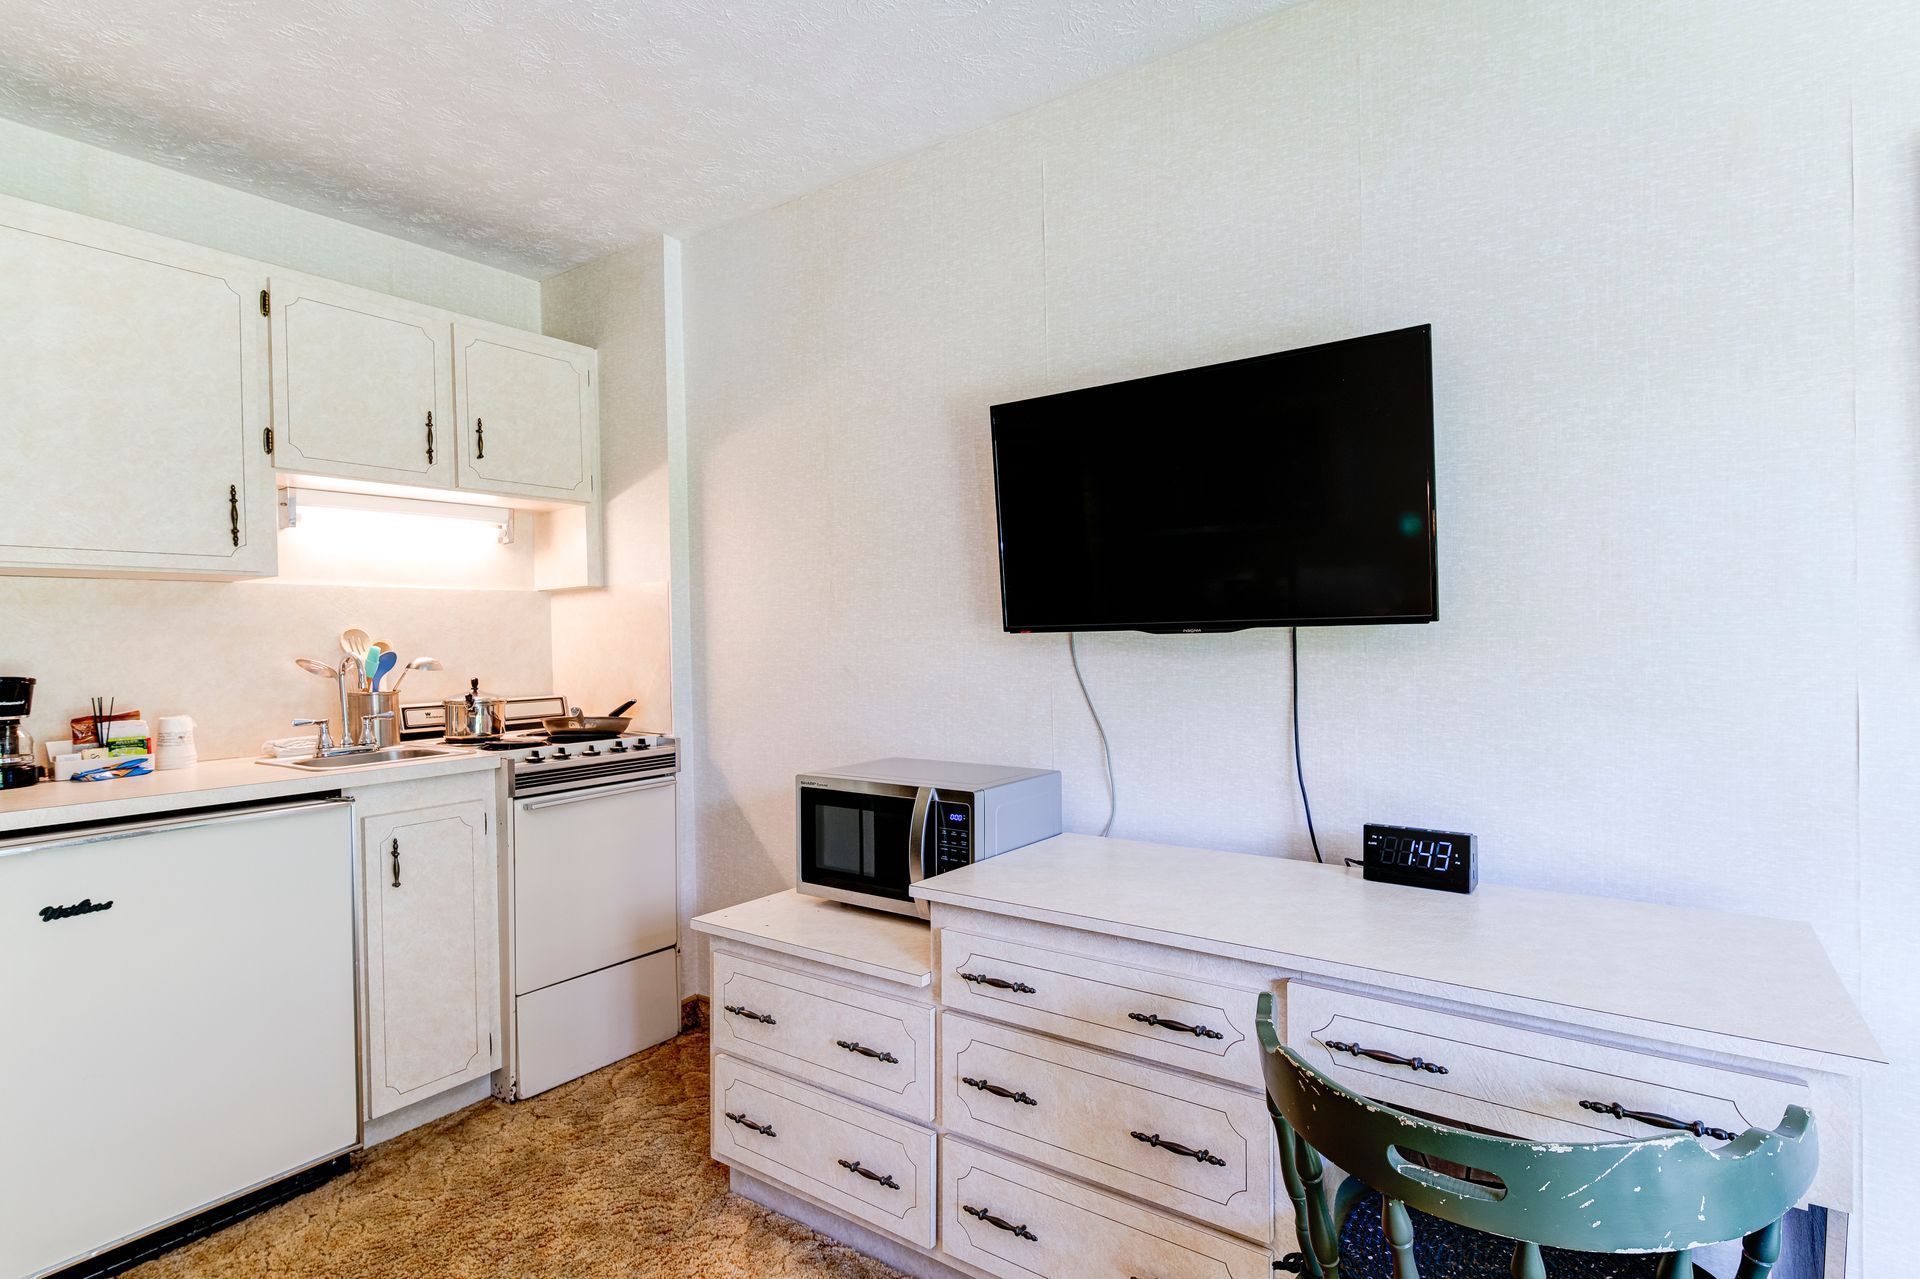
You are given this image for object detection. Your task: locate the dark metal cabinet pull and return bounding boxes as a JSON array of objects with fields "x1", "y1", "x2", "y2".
[
  {"x1": 475, "y1": 417, "x2": 485, "y2": 458},
  {"x1": 962, "y1": 1205, "x2": 1036, "y2": 1241},
  {"x1": 724, "y1": 1004, "x2": 777, "y2": 1025},
  {"x1": 725, "y1": 1111, "x2": 775, "y2": 1138},
  {"x1": 837, "y1": 1159, "x2": 899, "y2": 1189},
  {"x1": 961, "y1": 1076, "x2": 1037, "y2": 1106},
  {"x1": 426, "y1": 410, "x2": 435, "y2": 464},
  {"x1": 836, "y1": 1040, "x2": 899, "y2": 1065},
  {"x1": 1128, "y1": 1012, "x2": 1224, "y2": 1040},
  {"x1": 389, "y1": 837, "x2": 401, "y2": 888},
  {"x1": 1131, "y1": 1130, "x2": 1227, "y2": 1166},
  {"x1": 959, "y1": 971, "x2": 1036, "y2": 994},
  {"x1": 228, "y1": 485, "x2": 240, "y2": 547},
  {"x1": 1324, "y1": 1039, "x2": 1448, "y2": 1074},
  {"x1": 1579, "y1": 1099, "x2": 1736, "y2": 1142}
]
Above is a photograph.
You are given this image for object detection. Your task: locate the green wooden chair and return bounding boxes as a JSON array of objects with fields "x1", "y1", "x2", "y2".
[{"x1": 1255, "y1": 993, "x2": 1817, "y2": 1279}]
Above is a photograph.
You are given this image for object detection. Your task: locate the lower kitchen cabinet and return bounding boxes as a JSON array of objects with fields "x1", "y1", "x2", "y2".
[{"x1": 353, "y1": 776, "x2": 501, "y2": 1120}]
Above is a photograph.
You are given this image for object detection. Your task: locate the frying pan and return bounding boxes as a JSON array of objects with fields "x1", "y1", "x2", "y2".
[{"x1": 542, "y1": 699, "x2": 637, "y2": 738}]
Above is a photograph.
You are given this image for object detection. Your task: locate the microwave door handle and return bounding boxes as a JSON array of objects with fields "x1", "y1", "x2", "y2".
[{"x1": 908, "y1": 786, "x2": 933, "y2": 886}]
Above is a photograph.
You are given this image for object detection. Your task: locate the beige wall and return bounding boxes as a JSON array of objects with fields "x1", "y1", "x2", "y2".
[
  {"x1": 539, "y1": 240, "x2": 677, "y2": 735},
  {"x1": 679, "y1": 0, "x2": 1920, "y2": 1261},
  {"x1": 0, "y1": 123, "x2": 555, "y2": 758},
  {"x1": 0, "y1": 117, "x2": 538, "y2": 327}
]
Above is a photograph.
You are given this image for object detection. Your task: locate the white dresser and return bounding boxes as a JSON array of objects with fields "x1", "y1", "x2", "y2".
[{"x1": 693, "y1": 834, "x2": 1880, "y2": 1279}]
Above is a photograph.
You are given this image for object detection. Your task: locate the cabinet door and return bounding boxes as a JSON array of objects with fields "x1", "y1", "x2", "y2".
[
  {"x1": 269, "y1": 275, "x2": 454, "y2": 488},
  {"x1": 0, "y1": 195, "x2": 274, "y2": 578},
  {"x1": 362, "y1": 800, "x2": 499, "y2": 1118},
  {"x1": 0, "y1": 802, "x2": 357, "y2": 1279},
  {"x1": 453, "y1": 322, "x2": 597, "y2": 502}
]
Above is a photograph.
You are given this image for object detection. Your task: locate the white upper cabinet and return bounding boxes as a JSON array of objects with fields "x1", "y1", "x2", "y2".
[
  {"x1": 0, "y1": 195, "x2": 275, "y2": 579},
  {"x1": 268, "y1": 276, "x2": 455, "y2": 489},
  {"x1": 453, "y1": 323, "x2": 598, "y2": 503}
]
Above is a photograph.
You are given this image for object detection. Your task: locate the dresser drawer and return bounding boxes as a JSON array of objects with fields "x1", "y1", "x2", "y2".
[
  {"x1": 713, "y1": 949, "x2": 935, "y2": 1121},
  {"x1": 941, "y1": 928, "x2": 1264, "y2": 1087},
  {"x1": 711, "y1": 1054, "x2": 936, "y2": 1248},
  {"x1": 941, "y1": 1013, "x2": 1272, "y2": 1242},
  {"x1": 941, "y1": 1138, "x2": 1271, "y2": 1279},
  {"x1": 1286, "y1": 984, "x2": 1811, "y2": 1146}
]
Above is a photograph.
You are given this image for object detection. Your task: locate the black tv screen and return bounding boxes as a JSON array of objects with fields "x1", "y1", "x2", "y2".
[{"x1": 991, "y1": 325, "x2": 1436, "y2": 634}]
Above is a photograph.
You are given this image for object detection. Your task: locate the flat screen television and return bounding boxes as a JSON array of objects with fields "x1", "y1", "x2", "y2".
[{"x1": 991, "y1": 324, "x2": 1436, "y2": 634}]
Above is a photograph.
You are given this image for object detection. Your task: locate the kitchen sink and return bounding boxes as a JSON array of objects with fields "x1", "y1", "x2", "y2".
[{"x1": 259, "y1": 746, "x2": 470, "y2": 771}]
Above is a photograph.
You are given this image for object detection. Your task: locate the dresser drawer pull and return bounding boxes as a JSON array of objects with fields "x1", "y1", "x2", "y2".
[
  {"x1": 1579, "y1": 1099, "x2": 1737, "y2": 1142},
  {"x1": 724, "y1": 1004, "x2": 777, "y2": 1025},
  {"x1": 962, "y1": 1204, "x2": 1037, "y2": 1241},
  {"x1": 1131, "y1": 1130, "x2": 1228, "y2": 1166},
  {"x1": 960, "y1": 971, "x2": 1036, "y2": 994},
  {"x1": 962, "y1": 1075, "x2": 1038, "y2": 1106},
  {"x1": 725, "y1": 1111, "x2": 776, "y2": 1138},
  {"x1": 1128, "y1": 1012, "x2": 1225, "y2": 1040},
  {"x1": 1324, "y1": 1039, "x2": 1449, "y2": 1074},
  {"x1": 835, "y1": 1039, "x2": 899, "y2": 1064},
  {"x1": 837, "y1": 1158, "x2": 900, "y2": 1189}
]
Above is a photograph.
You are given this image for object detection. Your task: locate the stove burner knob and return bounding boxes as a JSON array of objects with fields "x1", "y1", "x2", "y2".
[
  {"x1": 554, "y1": 747, "x2": 571, "y2": 760},
  {"x1": 526, "y1": 751, "x2": 544, "y2": 763},
  {"x1": 583, "y1": 745, "x2": 600, "y2": 756},
  {"x1": 610, "y1": 740, "x2": 627, "y2": 752}
]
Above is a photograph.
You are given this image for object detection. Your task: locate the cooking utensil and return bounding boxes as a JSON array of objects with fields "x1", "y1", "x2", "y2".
[
  {"x1": 391, "y1": 656, "x2": 441, "y2": 693},
  {"x1": 540, "y1": 701, "x2": 636, "y2": 738},
  {"x1": 374, "y1": 650, "x2": 398, "y2": 689},
  {"x1": 442, "y1": 678, "x2": 507, "y2": 742},
  {"x1": 297, "y1": 658, "x2": 352, "y2": 736},
  {"x1": 340, "y1": 628, "x2": 370, "y2": 663},
  {"x1": 362, "y1": 645, "x2": 384, "y2": 684}
]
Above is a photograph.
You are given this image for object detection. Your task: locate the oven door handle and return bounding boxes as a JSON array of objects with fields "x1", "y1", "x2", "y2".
[
  {"x1": 908, "y1": 785, "x2": 933, "y2": 887},
  {"x1": 517, "y1": 776, "x2": 676, "y2": 811}
]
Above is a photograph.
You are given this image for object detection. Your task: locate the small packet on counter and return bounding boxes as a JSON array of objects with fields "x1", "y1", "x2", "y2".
[
  {"x1": 72, "y1": 757, "x2": 154, "y2": 782},
  {"x1": 71, "y1": 709, "x2": 142, "y2": 748}
]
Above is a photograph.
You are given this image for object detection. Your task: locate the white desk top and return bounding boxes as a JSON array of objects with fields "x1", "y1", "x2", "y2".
[
  {"x1": 0, "y1": 751, "x2": 499, "y2": 834},
  {"x1": 913, "y1": 834, "x2": 1882, "y2": 1068},
  {"x1": 691, "y1": 891, "x2": 933, "y2": 988}
]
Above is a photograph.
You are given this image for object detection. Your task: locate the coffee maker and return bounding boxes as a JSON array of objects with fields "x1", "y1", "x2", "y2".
[{"x1": 0, "y1": 676, "x2": 39, "y2": 788}]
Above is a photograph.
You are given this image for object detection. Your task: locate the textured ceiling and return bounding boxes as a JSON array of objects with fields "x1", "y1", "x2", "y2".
[{"x1": 0, "y1": 0, "x2": 1296, "y2": 277}]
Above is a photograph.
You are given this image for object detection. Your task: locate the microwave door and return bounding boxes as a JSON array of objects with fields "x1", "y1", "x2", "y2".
[{"x1": 798, "y1": 782, "x2": 926, "y2": 911}]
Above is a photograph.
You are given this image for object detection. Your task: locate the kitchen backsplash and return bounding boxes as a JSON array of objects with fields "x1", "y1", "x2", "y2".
[{"x1": 0, "y1": 577, "x2": 554, "y2": 761}]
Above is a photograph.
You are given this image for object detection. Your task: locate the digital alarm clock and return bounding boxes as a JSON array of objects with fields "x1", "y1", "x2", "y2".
[{"x1": 1362, "y1": 824, "x2": 1477, "y2": 894}]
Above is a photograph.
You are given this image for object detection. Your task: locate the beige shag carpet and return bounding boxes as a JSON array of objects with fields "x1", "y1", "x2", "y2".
[{"x1": 127, "y1": 1029, "x2": 905, "y2": 1279}]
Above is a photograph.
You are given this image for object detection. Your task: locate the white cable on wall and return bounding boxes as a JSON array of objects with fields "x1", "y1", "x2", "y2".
[{"x1": 1068, "y1": 631, "x2": 1115, "y2": 837}]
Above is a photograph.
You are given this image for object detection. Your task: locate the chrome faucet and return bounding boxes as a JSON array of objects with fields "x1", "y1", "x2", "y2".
[
  {"x1": 357, "y1": 711, "x2": 394, "y2": 749},
  {"x1": 291, "y1": 718, "x2": 335, "y2": 757}
]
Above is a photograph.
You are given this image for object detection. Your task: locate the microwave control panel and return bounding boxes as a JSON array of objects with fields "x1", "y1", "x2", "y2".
[{"x1": 932, "y1": 797, "x2": 974, "y2": 873}]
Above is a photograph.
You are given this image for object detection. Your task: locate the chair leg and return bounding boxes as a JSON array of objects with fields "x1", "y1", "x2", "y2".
[
  {"x1": 1382, "y1": 1198, "x2": 1420, "y2": 1279},
  {"x1": 1274, "y1": 1112, "x2": 1322, "y2": 1278},
  {"x1": 1510, "y1": 1241, "x2": 1546, "y2": 1279},
  {"x1": 1735, "y1": 1219, "x2": 1783, "y2": 1279},
  {"x1": 1295, "y1": 1134, "x2": 1342, "y2": 1279},
  {"x1": 1655, "y1": 1249, "x2": 1693, "y2": 1279}
]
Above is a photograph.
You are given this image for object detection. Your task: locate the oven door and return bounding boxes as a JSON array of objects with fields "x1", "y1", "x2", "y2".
[{"x1": 795, "y1": 778, "x2": 930, "y2": 916}]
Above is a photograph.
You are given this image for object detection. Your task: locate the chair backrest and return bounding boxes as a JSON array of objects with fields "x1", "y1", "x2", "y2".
[{"x1": 1255, "y1": 992, "x2": 1816, "y2": 1256}]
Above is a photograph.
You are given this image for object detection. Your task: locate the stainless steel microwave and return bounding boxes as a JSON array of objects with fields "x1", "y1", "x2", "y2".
[{"x1": 796, "y1": 758, "x2": 1063, "y2": 917}]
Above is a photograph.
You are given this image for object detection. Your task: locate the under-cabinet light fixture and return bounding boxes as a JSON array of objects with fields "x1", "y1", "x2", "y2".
[{"x1": 279, "y1": 485, "x2": 515, "y2": 543}]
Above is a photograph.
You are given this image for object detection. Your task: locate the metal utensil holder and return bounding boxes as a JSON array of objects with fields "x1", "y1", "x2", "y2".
[{"x1": 345, "y1": 691, "x2": 398, "y2": 748}]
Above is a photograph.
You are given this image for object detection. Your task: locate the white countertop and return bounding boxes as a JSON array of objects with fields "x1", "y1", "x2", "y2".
[
  {"x1": 0, "y1": 751, "x2": 500, "y2": 834},
  {"x1": 912, "y1": 833, "x2": 1884, "y2": 1068},
  {"x1": 691, "y1": 890, "x2": 933, "y2": 987}
]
